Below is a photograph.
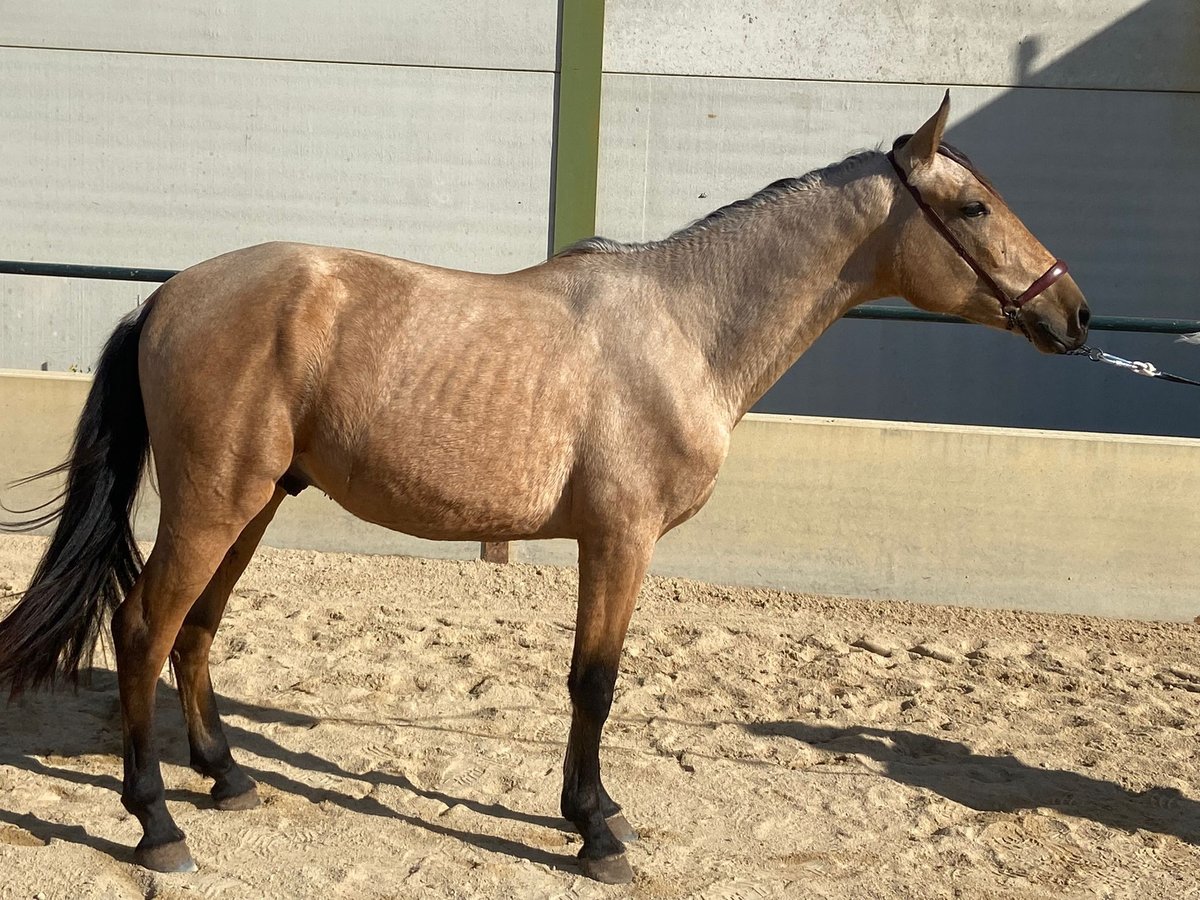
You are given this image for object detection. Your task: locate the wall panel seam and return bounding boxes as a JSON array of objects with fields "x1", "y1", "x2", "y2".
[
  {"x1": 0, "y1": 43, "x2": 556, "y2": 75},
  {"x1": 599, "y1": 68, "x2": 1200, "y2": 96}
]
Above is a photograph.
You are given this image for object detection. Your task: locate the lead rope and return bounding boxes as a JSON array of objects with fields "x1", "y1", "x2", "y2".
[{"x1": 1069, "y1": 344, "x2": 1200, "y2": 388}]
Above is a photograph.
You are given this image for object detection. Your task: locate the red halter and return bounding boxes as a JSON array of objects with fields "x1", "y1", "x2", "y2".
[{"x1": 886, "y1": 147, "x2": 1067, "y2": 331}]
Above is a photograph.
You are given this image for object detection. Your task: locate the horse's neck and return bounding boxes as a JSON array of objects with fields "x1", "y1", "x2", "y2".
[{"x1": 651, "y1": 162, "x2": 895, "y2": 424}]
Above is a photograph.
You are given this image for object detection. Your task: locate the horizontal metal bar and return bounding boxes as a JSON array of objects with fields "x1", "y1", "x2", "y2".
[
  {"x1": 1081, "y1": 315, "x2": 1200, "y2": 335},
  {"x1": 2, "y1": 259, "x2": 1198, "y2": 336},
  {"x1": 845, "y1": 307, "x2": 967, "y2": 325},
  {"x1": 845, "y1": 306, "x2": 1200, "y2": 335},
  {"x1": 0, "y1": 260, "x2": 177, "y2": 283}
]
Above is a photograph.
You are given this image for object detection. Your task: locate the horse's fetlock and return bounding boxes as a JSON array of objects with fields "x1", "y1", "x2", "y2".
[{"x1": 189, "y1": 746, "x2": 234, "y2": 779}]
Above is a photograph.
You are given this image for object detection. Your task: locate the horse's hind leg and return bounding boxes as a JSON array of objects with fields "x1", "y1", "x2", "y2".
[
  {"x1": 561, "y1": 532, "x2": 654, "y2": 884},
  {"x1": 113, "y1": 483, "x2": 277, "y2": 873},
  {"x1": 171, "y1": 485, "x2": 286, "y2": 810}
]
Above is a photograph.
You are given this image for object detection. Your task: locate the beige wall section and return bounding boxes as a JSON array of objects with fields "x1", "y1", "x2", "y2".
[
  {"x1": 4, "y1": 371, "x2": 1197, "y2": 622},
  {"x1": 3, "y1": 1, "x2": 559, "y2": 71},
  {"x1": 604, "y1": 0, "x2": 1200, "y2": 92},
  {"x1": 647, "y1": 415, "x2": 1200, "y2": 622}
]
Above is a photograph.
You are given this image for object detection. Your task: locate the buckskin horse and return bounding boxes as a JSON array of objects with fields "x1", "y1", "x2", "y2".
[{"x1": 0, "y1": 94, "x2": 1088, "y2": 883}]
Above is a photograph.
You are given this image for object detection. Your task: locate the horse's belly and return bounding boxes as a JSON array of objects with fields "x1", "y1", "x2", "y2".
[
  {"x1": 299, "y1": 288, "x2": 589, "y2": 540},
  {"x1": 302, "y1": 427, "x2": 575, "y2": 541}
]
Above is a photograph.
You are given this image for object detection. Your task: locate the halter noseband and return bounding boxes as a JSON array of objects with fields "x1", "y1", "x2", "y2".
[{"x1": 886, "y1": 143, "x2": 1067, "y2": 331}]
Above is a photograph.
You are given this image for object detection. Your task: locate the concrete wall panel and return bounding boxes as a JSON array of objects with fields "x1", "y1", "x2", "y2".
[
  {"x1": 0, "y1": 277, "x2": 146, "y2": 373},
  {"x1": 604, "y1": 0, "x2": 1200, "y2": 92},
  {"x1": 0, "y1": 49, "x2": 554, "y2": 272},
  {"x1": 3, "y1": 1, "x2": 559, "y2": 71}
]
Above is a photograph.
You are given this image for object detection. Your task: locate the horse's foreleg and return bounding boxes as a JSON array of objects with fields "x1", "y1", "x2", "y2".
[
  {"x1": 562, "y1": 533, "x2": 653, "y2": 884},
  {"x1": 172, "y1": 486, "x2": 286, "y2": 810}
]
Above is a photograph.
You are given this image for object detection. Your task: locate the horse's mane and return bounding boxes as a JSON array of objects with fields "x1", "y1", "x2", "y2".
[
  {"x1": 558, "y1": 137, "x2": 1001, "y2": 259},
  {"x1": 556, "y1": 149, "x2": 880, "y2": 258}
]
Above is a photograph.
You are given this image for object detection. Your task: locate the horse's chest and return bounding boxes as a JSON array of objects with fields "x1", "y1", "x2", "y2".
[
  {"x1": 652, "y1": 428, "x2": 730, "y2": 528},
  {"x1": 664, "y1": 471, "x2": 720, "y2": 533}
]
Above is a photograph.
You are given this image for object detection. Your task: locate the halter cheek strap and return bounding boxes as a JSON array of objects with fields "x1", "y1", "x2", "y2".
[{"x1": 886, "y1": 149, "x2": 1068, "y2": 330}]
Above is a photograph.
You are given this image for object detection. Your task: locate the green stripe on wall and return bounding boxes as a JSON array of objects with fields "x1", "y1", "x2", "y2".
[{"x1": 550, "y1": 0, "x2": 606, "y2": 254}]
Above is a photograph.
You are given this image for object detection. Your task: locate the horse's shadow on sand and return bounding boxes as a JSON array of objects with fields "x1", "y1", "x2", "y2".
[
  {"x1": 747, "y1": 720, "x2": 1200, "y2": 844},
  {"x1": 0, "y1": 668, "x2": 577, "y2": 873},
  {"x1": 4, "y1": 673, "x2": 1199, "y2": 873}
]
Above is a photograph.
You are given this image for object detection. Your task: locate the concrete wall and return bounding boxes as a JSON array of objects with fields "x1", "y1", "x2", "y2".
[
  {"x1": 597, "y1": 0, "x2": 1200, "y2": 438},
  {"x1": 603, "y1": 1, "x2": 1198, "y2": 91},
  {"x1": 0, "y1": 2, "x2": 558, "y2": 371},
  {"x1": 4, "y1": 1, "x2": 1199, "y2": 437},
  {"x1": 4, "y1": 1, "x2": 558, "y2": 70},
  {"x1": 5, "y1": 371, "x2": 1198, "y2": 622}
]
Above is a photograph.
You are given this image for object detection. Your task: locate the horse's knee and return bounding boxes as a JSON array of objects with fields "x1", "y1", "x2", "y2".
[{"x1": 568, "y1": 663, "x2": 617, "y2": 720}]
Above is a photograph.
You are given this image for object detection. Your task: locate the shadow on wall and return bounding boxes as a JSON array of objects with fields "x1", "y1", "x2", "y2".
[{"x1": 760, "y1": 0, "x2": 1200, "y2": 437}]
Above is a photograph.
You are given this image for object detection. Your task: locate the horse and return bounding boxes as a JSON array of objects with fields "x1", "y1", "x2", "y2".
[{"x1": 0, "y1": 93, "x2": 1088, "y2": 884}]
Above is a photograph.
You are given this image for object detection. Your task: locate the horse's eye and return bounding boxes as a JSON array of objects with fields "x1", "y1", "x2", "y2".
[{"x1": 962, "y1": 201, "x2": 989, "y2": 218}]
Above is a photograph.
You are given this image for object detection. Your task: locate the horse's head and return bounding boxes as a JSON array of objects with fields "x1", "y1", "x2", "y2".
[{"x1": 887, "y1": 93, "x2": 1089, "y2": 353}]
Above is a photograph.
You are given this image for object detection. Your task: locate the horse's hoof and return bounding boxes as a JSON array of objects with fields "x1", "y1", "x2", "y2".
[
  {"x1": 214, "y1": 785, "x2": 261, "y2": 811},
  {"x1": 606, "y1": 812, "x2": 638, "y2": 843},
  {"x1": 580, "y1": 851, "x2": 633, "y2": 884},
  {"x1": 135, "y1": 839, "x2": 197, "y2": 873}
]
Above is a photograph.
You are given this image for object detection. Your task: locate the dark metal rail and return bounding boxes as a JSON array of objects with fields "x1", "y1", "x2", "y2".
[
  {"x1": 2, "y1": 259, "x2": 1197, "y2": 335},
  {"x1": 0, "y1": 260, "x2": 179, "y2": 284},
  {"x1": 846, "y1": 305, "x2": 1200, "y2": 334}
]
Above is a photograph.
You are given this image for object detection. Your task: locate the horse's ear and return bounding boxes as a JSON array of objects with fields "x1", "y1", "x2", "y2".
[{"x1": 897, "y1": 90, "x2": 950, "y2": 173}]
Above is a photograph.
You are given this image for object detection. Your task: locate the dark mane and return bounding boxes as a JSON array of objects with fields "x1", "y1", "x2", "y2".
[{"x1": 556, "y1": 149, "x2": 880, "y2": 258}]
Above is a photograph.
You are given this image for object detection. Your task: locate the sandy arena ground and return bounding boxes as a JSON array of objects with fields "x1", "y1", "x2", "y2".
[{"x1": 1, "y1": 533, "x2": 1198, "y2": 899}]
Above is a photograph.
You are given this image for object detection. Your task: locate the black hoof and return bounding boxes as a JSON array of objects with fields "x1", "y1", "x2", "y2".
[
  {"x1": 214, "y1": 784, "x2": 261, "y2": 811},
  {"x1": 580, "y1": 851, "x2": 633, "y2": 884},
  {"x1": 606, "y1": 812, "x2": 638, "y2": 843},
  {"x1": 135, "y1": 838, "x2": 197, "y2": 873}
]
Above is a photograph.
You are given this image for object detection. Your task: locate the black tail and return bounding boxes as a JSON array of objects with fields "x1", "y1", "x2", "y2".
[{"x1": 0, "y1": 302, "x2": 154, "y2": 698}]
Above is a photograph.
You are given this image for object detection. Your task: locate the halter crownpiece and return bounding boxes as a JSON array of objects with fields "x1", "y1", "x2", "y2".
[{"x1": 885, "y1": 144, "x2": 1068, "y2": 331}]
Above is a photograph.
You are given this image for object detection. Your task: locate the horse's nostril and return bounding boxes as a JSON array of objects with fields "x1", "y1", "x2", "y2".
[{"x1": 1078, "y1": 305, "x2": 1091, "y2": 329}]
